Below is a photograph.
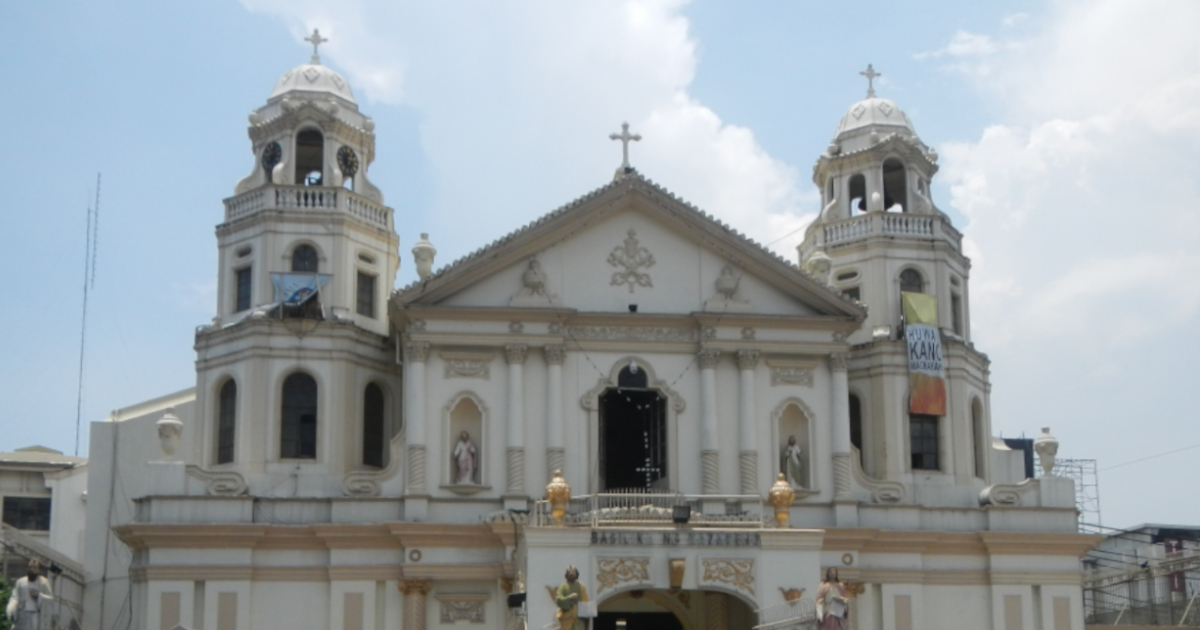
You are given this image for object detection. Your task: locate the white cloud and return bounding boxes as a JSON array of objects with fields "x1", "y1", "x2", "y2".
[{"x1": 239, "y1": 0, "x2": 810, "y2": 271}]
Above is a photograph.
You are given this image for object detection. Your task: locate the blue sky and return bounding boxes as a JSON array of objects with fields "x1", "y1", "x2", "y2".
[{"x1": 1, "y1": 0, "x2": 1197, "y2": 529}]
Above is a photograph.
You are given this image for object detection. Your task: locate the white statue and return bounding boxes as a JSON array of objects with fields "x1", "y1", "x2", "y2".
[
  {"x1": 6, "y1": 559, "x2": 53, "y2": 630},
  {"x1": 452, "y1": 430, "x2": 479, "y2": 485},
  {"x1": 782, "y1": 435, "x2": 804, "y2": 488},
  {"x1": 156, "y1": 408, "x2": 184, "y2": 458},
  {"x1": 1034, "y1": 427, "x2": 1059, "y2": 477},
  {"x1": 412, "y1": 233, "x2": 436, "y2": 280}
]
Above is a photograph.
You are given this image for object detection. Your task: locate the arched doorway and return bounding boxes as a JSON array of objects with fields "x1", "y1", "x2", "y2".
[{"x1": 596, "y1": 589, "x2": 755, "y2": 630}]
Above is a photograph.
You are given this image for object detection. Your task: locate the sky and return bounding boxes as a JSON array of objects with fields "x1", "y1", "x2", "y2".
[{"x1": 1, "y1": 0, "x2": 1197, "y2": 530}]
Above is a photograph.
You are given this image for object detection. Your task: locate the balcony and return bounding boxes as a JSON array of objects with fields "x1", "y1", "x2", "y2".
[
  {"x1": 532, "y1": 492, "x2": 768, "y2": 529},
  {"x1": 222, "y1": 185, "x2": 393, "y2": 231},
  {"x1": 798, "y1": 212, "x2": 962, "y2": 262}
]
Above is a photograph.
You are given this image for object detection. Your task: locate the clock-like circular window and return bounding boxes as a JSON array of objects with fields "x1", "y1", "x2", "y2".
[
  {"x1": 261, "y1": 141, "x2": 282, "y2": 177},
  {"x1": 337, "y1": 145, "x2": 359, "y2": 179}
]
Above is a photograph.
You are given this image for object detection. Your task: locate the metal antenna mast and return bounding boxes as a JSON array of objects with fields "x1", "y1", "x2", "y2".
[{"x1": 74, "y1": 173, "x2": 100, "y2": 456}]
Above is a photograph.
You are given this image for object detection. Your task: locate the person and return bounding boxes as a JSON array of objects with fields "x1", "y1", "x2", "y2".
[
  {"x1": 782, "y1": 435, "x2": 804, "y2": 488},
  {"x1": 816, "y1": 567, "x2": 848, "y2": 630},
  {"x1": 555, "y1": 566, "x2": 589, "y2": 630},
  {"x1": 7, "y1": 558, "x2": 53, "y2": 630},
  {"x1": 452, "y1": 430, "x2": 478, "y2": 484}
]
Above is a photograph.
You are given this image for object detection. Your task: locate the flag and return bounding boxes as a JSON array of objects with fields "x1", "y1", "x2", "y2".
[
  {"x1": 903, "y1": 292, "x2": 946, "y2": 416},
  {"x1": 270, "y1": 273, "x2": 331, "y2": 306}
]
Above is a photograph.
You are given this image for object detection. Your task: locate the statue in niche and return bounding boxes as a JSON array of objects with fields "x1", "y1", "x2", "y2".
[
  {"x1": 781, "y1": 435, "x2": 805, "y2": 488},
  {"x1": 509, "y1": 257, "x2": 560, "y2": 306},
  {"x1": 452, "y1": 430, "x2": 479, "y2": 484}
]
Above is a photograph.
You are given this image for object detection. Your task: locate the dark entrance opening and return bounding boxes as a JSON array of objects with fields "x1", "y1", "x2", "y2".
[
  {"x1": 594, "y1": 612, "x2": 683, "y2": 630},
  {"x1": 600, "y1": 365, "x2": 667, "y2": 491}
]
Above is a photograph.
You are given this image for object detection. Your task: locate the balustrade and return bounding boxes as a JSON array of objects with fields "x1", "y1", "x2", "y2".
[
  {"x1": 806, "y1": 211, "x2": 961, "y2": 256},
  {"x1": 222, "y1": 184, "x2": 392, "y2": 230}
]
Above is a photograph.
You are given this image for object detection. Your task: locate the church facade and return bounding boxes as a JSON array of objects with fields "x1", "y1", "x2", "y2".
[{"x1": 81, "y1": 38, "x2": 1098, "y2": 630}]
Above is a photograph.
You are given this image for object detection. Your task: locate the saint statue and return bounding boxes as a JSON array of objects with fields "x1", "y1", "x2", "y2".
[
  {"x1": 555, "y1": 566, "x2": 589, "y2": 630},
  {"x1": 7, "y1": 559, "x2": 53, "y2": 630},
  {"x1": 816, "y1": 568, "x2": 848, "y2": 630},
  {"x1": 782, "y1": 435, "x2": 804, "y2": 488},
  {"x1": 452, "y1": 430, "x2": 479, "y2": 484}
]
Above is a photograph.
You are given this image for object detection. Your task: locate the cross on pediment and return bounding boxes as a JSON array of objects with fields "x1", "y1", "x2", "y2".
[
  {"x1": 305, "y1": 28, "x2": 328, "y2": 64},
  {"x1": 860, "y1": 64, "x2": 881, "y2": 98},
  {"x1": 609, "y1": 122, "x2": 642, "y2": 171}
]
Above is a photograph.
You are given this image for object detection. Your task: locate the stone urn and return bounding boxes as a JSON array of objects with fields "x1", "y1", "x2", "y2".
[
  {"x1": 1034, "y1": 427, "x2": 1059, "y2": 476},
  {"x1": 768, "y1": 473, "x2": 796, "y2": 528},
  {"x1": 156, "y1": 408, "x2": 184, "y2": 458},
  {"x1": 545, "y1": 469, "x2": 571, "y2": 525},
  {"x1": 412, "y1": 233, "x2": 437, "y2": 280}
]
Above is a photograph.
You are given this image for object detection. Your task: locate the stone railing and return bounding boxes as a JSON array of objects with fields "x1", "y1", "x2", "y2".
[
  {"x1": 798, "y1": 212, "x2": 962, "y2": 262},
  {"x1": 222, "y1": 185, "x2": 393, "y2": 231},
  {"x1": 532, "y1": 492, "x2": 766, "y2": 528}
]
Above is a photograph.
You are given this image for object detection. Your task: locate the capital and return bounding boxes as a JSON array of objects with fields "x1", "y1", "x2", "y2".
[
  {"x1": 697, "y1": 348, "x2": 722, "y2": 370},
  {"x1": 399, "y1": 579, "x2": 432, "y2": 595},
  {"x1": 736, "y1": 349, "x2": 760, "y2": 371},
  {"x1": 828, "y1": 351, "x2": 849, "y2": 372},
  {"x1": 543, "y1": 344, "x2": 566, "y2": 366},
  {"x1": 404, "y1": 341, "x2": 431, "y2": 363},
  {"x1": 505, "y1": 344, "x2": 529, "y2": 365}
]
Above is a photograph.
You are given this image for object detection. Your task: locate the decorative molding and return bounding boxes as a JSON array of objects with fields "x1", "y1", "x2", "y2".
[
  {"x1": 436, "y1": 594, "x2": 489, "y2": 624},
  {"x1": 828, "y1": 351, "x2": 850, "y2": 372},
  {"x1": 979, "y1": 479, "x2": 1039, "y2": 507},
  {"x1": 779, "y1": 587, "x2": 806, "y2": 602},
  {"x1": 770, "y1": 366, "x2": 813, "y2": 387},
  {"x1": 848, "y1": 447, "x2": 906, "y2": 504},
  {"x1": 697, "y1": 348, "x2": 722, "y2": 369},
  {"x1": 739, "y1": 451, "x2": 759, "y2": 495},
  {"x1": 442, "y1": 351, "x2": 494, "y2": 379},
  {"x1": 832, "y1": 453, "x2": 854, "y2": 502},
  {"x1": 581, "y1": 358, "x2": 686, "y2": 413},
  {"x1": 596, "y1": 557, "x2": 651, "y2": 594},
  {"x1": 701, "y1": 558, "x2": 756, "y2": 596},
  {"x1": 508, "y1": 321, "x2": 524, "y2": 334},
  {"x1": 567, "y1": 326, "x2": 697, "y2": 342},
  {"x1": 701, "y1": 450, "x2": 720, "y2": 495},
  {"x1": 543, "y1": 344, "x2": 566, "y2": 365},
  {"x1": 406, "y1": 319, "x2": 427, "y2": 332},
  {"x1": 400, "y1": 579, "x2": 433, "y2": 595},
  {"x1": 504, "y1": 344, "x2": 528, "y2": 365},
  {"x1": 741, "y1": 327, "x2": 756, "y2": 340},
  {"x1": 608, "y1": 229, "x2": 655, "y2": 292},
  {"x1": 185, "y1": 466, "x2": 247, "y2": 496},
  {"x1": 546, "y1": 448, "x2": 565, "y2": 480},
  {"x1": 407, "y1": 445, "x2": 427, "y2": 494},
  {"x1": 736, "y1": 349, "x2": 760, "y2": 371},
  {"x1": 404, "y1": 341, "x2": 431, "y2": 363},
  {"x1": 505, "y1": 447, "x2": 525, "y2": 494}
]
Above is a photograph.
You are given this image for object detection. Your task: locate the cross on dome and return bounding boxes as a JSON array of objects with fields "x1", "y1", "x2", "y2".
[
  {"x1": 609, "y1": 122, "x2": 642, "y2": 171},
  {"x1": 305, "y1": 28, "x2": 328, "y2": 64},
  {"x1": 859, "y1": 64, "x2": 881, "y2": 98}
]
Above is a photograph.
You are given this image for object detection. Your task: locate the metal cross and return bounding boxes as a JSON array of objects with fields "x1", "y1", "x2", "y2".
[
  {"x1": 860, "y1": 64, "x2": 881, "y2": 98},
  {"x1": 609, "y1": 122, "x2": 642, "y2": 170},
  {"x1": 305, "y1": 28, "x2": 329, "y2": 64},
  {"x1": 633, "y1": 429, "x2": 660, "y2": 489}
]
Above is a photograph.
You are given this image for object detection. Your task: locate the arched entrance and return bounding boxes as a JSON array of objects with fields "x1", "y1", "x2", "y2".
[
  {"x1": 599, "y1": 365, "x2": 667, "y2": 491},
  {"x1": 597, "y1": 589, "x2": 755, "y2": 630}
]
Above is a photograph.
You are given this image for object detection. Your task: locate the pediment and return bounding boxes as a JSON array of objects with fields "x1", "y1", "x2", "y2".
[{"x1": 393, "y1": 175, "x2": 864, "y2": 321}]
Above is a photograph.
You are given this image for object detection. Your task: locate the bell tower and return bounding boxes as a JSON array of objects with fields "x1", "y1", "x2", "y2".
[
  {"x1": 190, "y1": 31, "x2": 401, "y2": 486},
  {"x1": 798, "y1": 66, "x2": 993, "y2": 503}
]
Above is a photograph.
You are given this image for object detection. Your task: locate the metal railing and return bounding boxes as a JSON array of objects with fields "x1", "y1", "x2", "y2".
[
  {"x1": 754, "y1": 599, "x2": 817, "y2": 630},
  {"x1": 798, "y1": 212, "x2": 962, "y2": 263},
  {"x1": 222, "y1": 184, "x2": 393, "y2": 231},
  {"x1": 532, "y1": 492, "x2": 767, "y2": 528}
]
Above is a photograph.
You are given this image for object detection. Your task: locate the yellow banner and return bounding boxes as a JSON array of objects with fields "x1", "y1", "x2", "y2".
[{"x1": 903, "y1": 292, "x2": 946, "y2": 416}]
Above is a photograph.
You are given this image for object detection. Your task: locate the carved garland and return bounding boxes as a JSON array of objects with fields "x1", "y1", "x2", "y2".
[
  {"x1": 596, "y1": 557, "x2": 651, "y2": 594},
  {"x1": 701, "y1": 558, "x2": 756, "y2": 596}
]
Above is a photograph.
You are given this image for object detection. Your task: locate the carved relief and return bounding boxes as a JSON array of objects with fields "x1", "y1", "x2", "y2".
[
  {"x1": 504, "y1": 344, "x2": 528, "y2": 365},
  {"x1": 442, "y1": 352, "x2": 494, "y2": 379},
  {"x1": 701, "y1": 558, "x2": 756, "y2": 596},
  {"x1": 404, "y1": 341, "x2": 431, "y2": 363},
  {"x1": 770, "y1": 367, "x2": 813, "y2": 387},
  {"x1": 596, "y1": 557, "x2": 651, "y2": 594},
  {"x1": 543, "y1": 345, "x2": 566, "y2": 365},
  {"x1": 736, "y1": 350, "x2": 760, "y2": 371},
  {"x1": 608, "y1": 229, "x2": 655, "y2": 292},
  {"x1": 436, "y1": 594, "x2": 489, "y2": 624},
  {"x1": 705, "y1": 266, "x2": 753, "y2": 312},
  {"x1": 510, "y1": 258, "x2": 560, "y2": 307},
  {"x1": 697, "y1": 348, "x2": 722, "y2": 370}
]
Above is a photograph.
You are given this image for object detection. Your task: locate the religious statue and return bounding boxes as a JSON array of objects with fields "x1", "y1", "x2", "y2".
[
  {"x1": 781, "y1": 435, "x2": 804, "y2": 488},
  {"x1": 816, "y1": 568, "x2": 848, "y2": 630},
  {"x1": 452, "y1": 430, "x2": 479, "y2": 485},
  {"x1": 6, "y1": 559, "x2": 53, "y2": 630},
  {"x1": 555, "y1": 566, "x2": 589, "y2": 630}
]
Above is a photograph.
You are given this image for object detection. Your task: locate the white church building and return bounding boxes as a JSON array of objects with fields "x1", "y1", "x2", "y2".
[{"x1": 81, "y1": 36, "x2": 1099, "y2": 630}]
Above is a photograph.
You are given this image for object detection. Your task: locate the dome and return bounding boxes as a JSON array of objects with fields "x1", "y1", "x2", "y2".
[
  {"x1": 269, "y1": 62, "x2": 356, "y2": 105},
  {"x1": 833, "y1": 97, "x2": 914, "y2": 139}
]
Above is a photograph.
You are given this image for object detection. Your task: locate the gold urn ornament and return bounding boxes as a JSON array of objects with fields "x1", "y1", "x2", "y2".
[
  {"x1": 545, "y1": 469, "x2": 571, "y2": 524},
  {"x1": 768, "y1": 473, "x2": 796, "y2": 527}
]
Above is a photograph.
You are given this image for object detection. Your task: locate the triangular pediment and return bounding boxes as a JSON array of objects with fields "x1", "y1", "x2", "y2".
[{"x1": 392, "y1": 174, "x2": 865, "y2": 321}]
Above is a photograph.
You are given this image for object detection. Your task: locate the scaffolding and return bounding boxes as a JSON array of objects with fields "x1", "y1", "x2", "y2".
[{"x1": 1037, "y1": 457, "x2": 1101, "y2": 532}]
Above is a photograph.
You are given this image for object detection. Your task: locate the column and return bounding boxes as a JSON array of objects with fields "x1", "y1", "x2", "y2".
[
  {"x1": 399, "y1": 580, "x2": 431, "y2": 630},
  {"x1": 403, "y1": 342, "x2": 431, "y2": 494},
  {"x1": 698, "y1": 348, "x2": 722, "y2": 495},
  {"x1": 736, "y1": 350, "x2": 760, "y2": 495},
  {"x1": 505, "y1": 344, "x2": 528, "y2": 496},
  {"x1": 543, "y1": 345, "x2": 566, "y2": 479},
  {"x1": 829, "y1": 351, "x2": 853, "y2": 501}
]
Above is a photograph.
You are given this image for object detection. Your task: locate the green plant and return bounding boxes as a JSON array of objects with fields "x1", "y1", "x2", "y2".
[{"x1": 0, "y1": 577, "x2": 11, "y2": 630}]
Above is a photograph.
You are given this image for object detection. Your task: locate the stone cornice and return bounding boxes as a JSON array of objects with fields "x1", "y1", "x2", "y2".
[
  {"x1": 821, "y1": 528, "x2": 1102, "y2": 558},
  {"x1": 113, "y1": 522, "x2": 507, "y2": 552}
]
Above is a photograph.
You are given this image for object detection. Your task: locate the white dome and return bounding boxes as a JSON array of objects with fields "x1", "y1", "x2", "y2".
[
  {"x1": 833, "y1": 97, "x2": 914, "y2": 139},
  {"x1": 269, "y1": 63, "x2": 356, "y2": 104}
]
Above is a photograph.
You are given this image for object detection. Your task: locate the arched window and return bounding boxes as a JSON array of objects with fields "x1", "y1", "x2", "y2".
[
  {"x1": 848, "y1": 173, "x2": 867, "y2": 214},
  {"x1": 617, "y1": 362, "x2": 648, "y2": 389},
  {"x1": 294, "y1": 129, "x2": 324, "y2": 186},
  {"x1": 849, "y1": 393, "x2": 863, "y2": 461},
  {"x1": 363, "y1": 383, "x2": 385, "y2": 468},
  {"x1": 217, "y1": 379, "x2": 237, "y2": 464},
  {"x1": 281, "y1": 373, "x2": 318, "y2": 459},
  {"x1": 899, "y1": 269, "x2": 924, "y2": 294},
  {"x1": 882, "y1": 158, "x2": 908, "y2": 212},
  {"x1": 291, "y1": 244, "x2": 319, "y2": 272},
  {"x1": 972, "y1": 398, "x2": 986, "y2": 479}
]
